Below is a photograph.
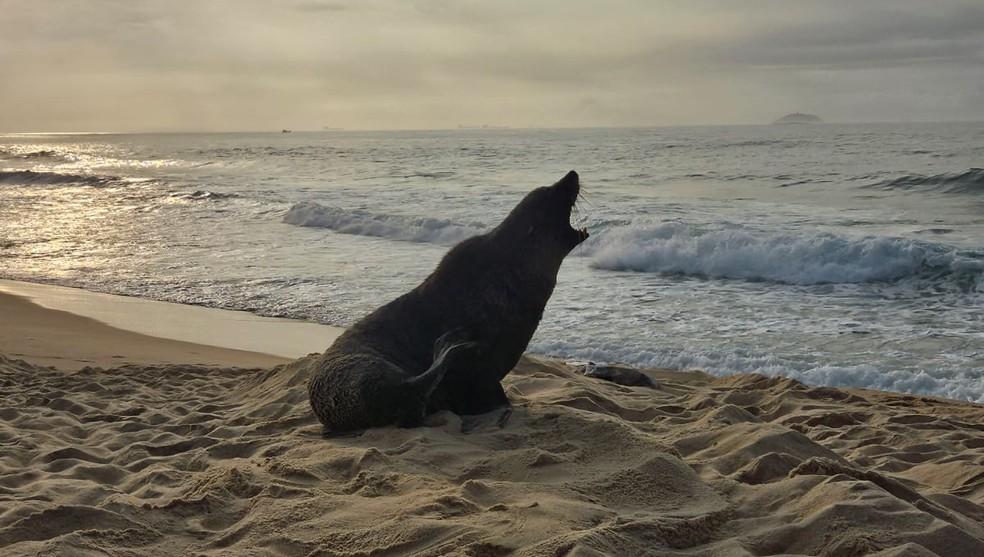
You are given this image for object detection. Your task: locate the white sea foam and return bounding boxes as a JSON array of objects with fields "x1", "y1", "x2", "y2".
[
  {"x1": 283, "y1": 202, "x2": 485, "y2": 245},
  {"x1": 585, "y1": 222, "x2": 984, "y2": 286},
  {"x1": 530, "y1": 339, "x2": 984, "y2": 403}
]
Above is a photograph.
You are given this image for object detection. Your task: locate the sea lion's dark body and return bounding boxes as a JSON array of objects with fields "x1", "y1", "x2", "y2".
[{"x1": 308, "y1": 171, "x2": 587, "y2": 432}]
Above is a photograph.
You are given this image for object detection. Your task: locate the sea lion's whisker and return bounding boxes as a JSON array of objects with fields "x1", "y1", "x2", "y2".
[{"x1": 571, "y1": 197, "x2": 591, "y2": 227}]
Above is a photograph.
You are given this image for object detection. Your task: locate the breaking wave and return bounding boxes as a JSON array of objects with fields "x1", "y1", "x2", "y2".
[
  {"x1": 168, "y1": 190, "x2": 240, "y2": 201},
  {"x1": 866, "y1": 168, "x2": 984, "y2": 194},
  {"x1": 14, "y1": 149, "x2": 64, "y2": 160},
  {"x1": 585, "y1": 223, "x2": 984, "y2": 287},
  {"x1": 283, "y1": 202, "x2": 485, "y2": 245},
  {"x1": 0, "y1": 169, "x2": 123, "y2": 187}
]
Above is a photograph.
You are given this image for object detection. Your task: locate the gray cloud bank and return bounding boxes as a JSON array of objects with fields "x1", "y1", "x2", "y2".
[{"x1": 1, "y1": 0, "x2": 982, "y2": 132}]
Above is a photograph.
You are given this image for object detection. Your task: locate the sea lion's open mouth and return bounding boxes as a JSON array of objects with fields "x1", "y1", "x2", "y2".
[{"x1": 562, "y1": 171, "x2": 589, "y2": 245}]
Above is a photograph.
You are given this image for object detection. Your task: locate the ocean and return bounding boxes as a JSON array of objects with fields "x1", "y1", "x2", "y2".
[{"x1": 1, "y1": 124, "x2": 982, "y2": 402}]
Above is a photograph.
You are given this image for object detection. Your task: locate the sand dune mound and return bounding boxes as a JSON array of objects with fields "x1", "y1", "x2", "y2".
[{"x1": 1, "y1": 353, "x2": 982, "y2": 556}]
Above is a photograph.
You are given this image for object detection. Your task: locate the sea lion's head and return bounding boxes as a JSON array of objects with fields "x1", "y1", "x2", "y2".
[{"x1": 496, "y1": 170, "x2": 589, "y2": 258}]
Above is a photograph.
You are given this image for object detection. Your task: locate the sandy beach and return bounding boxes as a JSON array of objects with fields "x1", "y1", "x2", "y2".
[
  {"x1": 1, "y1": 283, "x2": 982, "y2": 556},
  {"x1": 5, "y1": 1, "x2": 984, "y2": 554}
]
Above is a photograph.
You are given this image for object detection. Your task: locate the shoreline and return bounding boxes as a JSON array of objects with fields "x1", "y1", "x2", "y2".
[
  {"x1": 0, "y1": 289, "x2": 289, "y2": 370},
  {"x1": 1, "y1": 278, "x2": 980, "y2": 407},
  {"x1": 0, "y1": 278, "x2": 342, "y2": 362},
  {"x1": 0, "y1": 278, "x2": 341, "y2": 370}
]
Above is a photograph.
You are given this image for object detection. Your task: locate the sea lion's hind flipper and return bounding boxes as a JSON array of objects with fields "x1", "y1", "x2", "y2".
[
  {"x1": 397, "y1": 338, "x2": 476, "y2": 428},
  {"x1": 406, "y1": 336, "x2": 478, "y2": 398},
  {"x1": 431, "y1": 328, "x2": 473, "y2": 362}
]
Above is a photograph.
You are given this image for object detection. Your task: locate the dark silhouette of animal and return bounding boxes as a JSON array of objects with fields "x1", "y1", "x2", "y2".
[{"x1": 308, "y1": 171, "x2": 588, "y2": 433}]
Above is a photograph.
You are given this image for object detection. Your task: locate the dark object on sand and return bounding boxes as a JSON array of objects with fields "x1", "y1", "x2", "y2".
[
  {"x1": 583, "y1": 362, "x2": 659, "y2": 388},
  {"x1": 308, "y1": 171, "x2": 589, "y2": 433}
]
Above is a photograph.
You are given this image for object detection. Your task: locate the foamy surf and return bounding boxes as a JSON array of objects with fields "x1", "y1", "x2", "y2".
[
  {"x1": 283, "y1": 201, "x2": 486, "y2": 245},
  {"x1": 284, "y1": 207, "x2": 984, "y2": 291},
  {"x1": 584, "y1": 222, "x2": 984, "y2": 287},
  {"x1": 531, "y1": 339, "x2": 984, "y2": 404}
]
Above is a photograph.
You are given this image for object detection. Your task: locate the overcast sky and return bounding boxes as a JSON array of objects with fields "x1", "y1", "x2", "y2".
[{"x1": 2, "y1": 0, "x2": 983, "y2": 132}]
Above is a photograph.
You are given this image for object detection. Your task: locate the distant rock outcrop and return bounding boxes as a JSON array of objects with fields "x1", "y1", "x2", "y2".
[{"x1": 773, "y1": 112, "x2": 823, "y2": 125}]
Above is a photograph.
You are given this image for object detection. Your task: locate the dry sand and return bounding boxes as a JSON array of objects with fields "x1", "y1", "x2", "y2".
[{"x1": 1, "y1": 291, "x2": 982, "y2": 556}]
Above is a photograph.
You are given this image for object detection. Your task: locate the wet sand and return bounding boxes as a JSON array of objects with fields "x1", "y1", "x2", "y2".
[{"x1": 0, "y1": 289, "x2": 289, "y2": 370}]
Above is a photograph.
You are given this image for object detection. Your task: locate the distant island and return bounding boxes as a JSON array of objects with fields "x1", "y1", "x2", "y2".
[{"x1": 773, "y1": 113, "x2": 823, "y2": 125}]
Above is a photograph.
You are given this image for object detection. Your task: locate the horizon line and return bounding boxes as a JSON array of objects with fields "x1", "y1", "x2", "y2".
[{"x1": 3, "y1": 119, "x2": 983, "y2": 136}]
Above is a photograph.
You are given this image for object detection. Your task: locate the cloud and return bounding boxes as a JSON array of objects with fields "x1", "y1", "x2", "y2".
[
  {"x1": 720, "y1": 3, "x2": 984, "y2": 69},
  {"x1": 0, "y1": 0, "x2": 981, "y2": 131}
]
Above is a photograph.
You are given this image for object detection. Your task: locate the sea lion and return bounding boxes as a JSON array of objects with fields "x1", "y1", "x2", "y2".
[{"x1": 308, "y1": 170, "x2": 589, "y2": 433}]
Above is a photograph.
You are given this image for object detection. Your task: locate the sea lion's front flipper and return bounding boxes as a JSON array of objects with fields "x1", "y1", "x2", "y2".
[{"x1": 458, "y1": 380, "x2": 512, "y2": 433}]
